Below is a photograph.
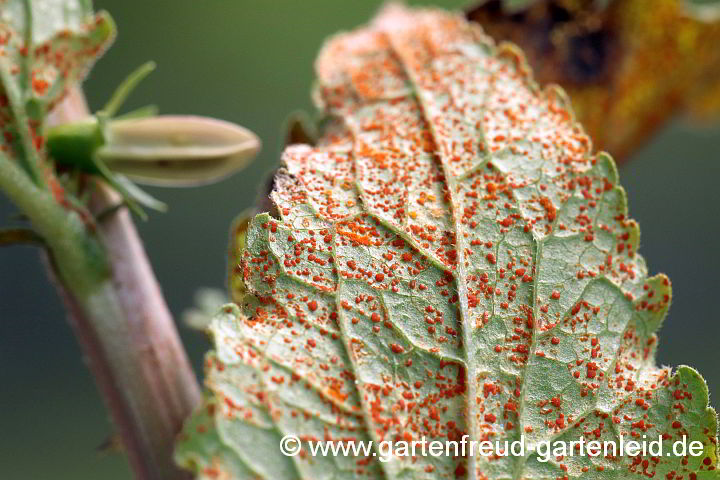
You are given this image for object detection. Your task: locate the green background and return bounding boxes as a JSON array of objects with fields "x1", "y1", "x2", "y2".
[{"x1": 1, "y1": 1, "x2": 719, "y2": 478}]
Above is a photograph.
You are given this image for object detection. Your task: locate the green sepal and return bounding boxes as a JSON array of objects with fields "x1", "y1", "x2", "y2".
[
  {"x1": 46, "y1": 116, "x2": 105, "y2": 173},
  {"x1": 90, "y1": 155, "x2": 167, "y2": 220}
]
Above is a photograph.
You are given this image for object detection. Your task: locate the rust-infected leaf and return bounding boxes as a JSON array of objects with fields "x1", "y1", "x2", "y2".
[{"x1": 177, "y1": 5, "x2": 720, "y2": 480}]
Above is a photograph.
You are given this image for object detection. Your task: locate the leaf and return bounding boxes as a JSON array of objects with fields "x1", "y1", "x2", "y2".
[
  {"x1": 176, "y1": 5, "x2": 719, "y2": 479},
  {"x1": 3, "y1": 0, "x2": 115, "y2": 108},
  {"x1": 3, "y1": 0, "x2": 93, "y2": 43},
  {"x1": 0, "y1": 0, "x2": 114, "y2": 181},
  {"x1": 466, "y1": 0, "x2": 720, "y2": 163}
]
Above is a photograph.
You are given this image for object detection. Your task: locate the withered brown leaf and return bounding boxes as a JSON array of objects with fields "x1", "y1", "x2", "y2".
[{"x1": 467, "y1": 0, "x2": 720, "y2": 161}]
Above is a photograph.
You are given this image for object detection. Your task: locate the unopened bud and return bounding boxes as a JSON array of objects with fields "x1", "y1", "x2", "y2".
[{"x1": 97, "y1": 115, "x2": 261, "y2": 186}]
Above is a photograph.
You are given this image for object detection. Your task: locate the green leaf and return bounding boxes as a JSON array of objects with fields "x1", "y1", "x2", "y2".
[{"x1": 176, "y1": 5, "x2": 719, "y2": 479}]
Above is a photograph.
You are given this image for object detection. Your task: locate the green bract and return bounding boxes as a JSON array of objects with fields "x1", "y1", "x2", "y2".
[{"x1": 176, "y1": 5, "x2": 719, "y2": 480}]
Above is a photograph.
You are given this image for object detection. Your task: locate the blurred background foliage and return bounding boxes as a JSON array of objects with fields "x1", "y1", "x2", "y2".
[{"x1": 0, "y1": 1, "x2": 718, "y2": 478}]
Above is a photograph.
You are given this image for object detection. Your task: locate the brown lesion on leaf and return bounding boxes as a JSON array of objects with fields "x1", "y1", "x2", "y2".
[{"x1": 467, "y1": 0, "x2": 720, "y2": 161}]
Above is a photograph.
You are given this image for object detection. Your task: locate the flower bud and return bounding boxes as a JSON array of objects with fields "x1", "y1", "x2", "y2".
[{"x1": 97, "y1": 115, "x2": 261, "y2": 186}]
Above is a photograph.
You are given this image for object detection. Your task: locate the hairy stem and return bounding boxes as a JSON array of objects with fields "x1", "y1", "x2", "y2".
[{"x1": 44, "y1": 88, "x2": 201, "y2": 479}]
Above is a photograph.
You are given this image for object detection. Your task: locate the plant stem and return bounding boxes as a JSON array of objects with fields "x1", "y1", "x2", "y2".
[{"x1": 45, "y1": 88, "x2": 201, "y2": 479}]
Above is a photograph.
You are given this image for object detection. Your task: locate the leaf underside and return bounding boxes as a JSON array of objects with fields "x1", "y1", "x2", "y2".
[
  {"x1": 176, "y1": 5, "x2": 719, "y2": 480},
  {"x1": 0, "y1": 0, "x2": 113, "y2": 167}
]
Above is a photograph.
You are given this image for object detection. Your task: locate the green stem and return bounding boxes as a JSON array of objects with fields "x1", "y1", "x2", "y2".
[{"x1": 0, "y1": 149, "x2": 105, "y2": 293}]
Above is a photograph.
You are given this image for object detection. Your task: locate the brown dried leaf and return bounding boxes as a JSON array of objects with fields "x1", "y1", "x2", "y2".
[{"x1": 467, "y1": 0, "x2": 720, "y2": 161}]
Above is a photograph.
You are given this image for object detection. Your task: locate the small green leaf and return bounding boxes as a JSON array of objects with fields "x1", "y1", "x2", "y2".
[{"x1": 177, "y1": 5, "x2": 719, "y2": 480}]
